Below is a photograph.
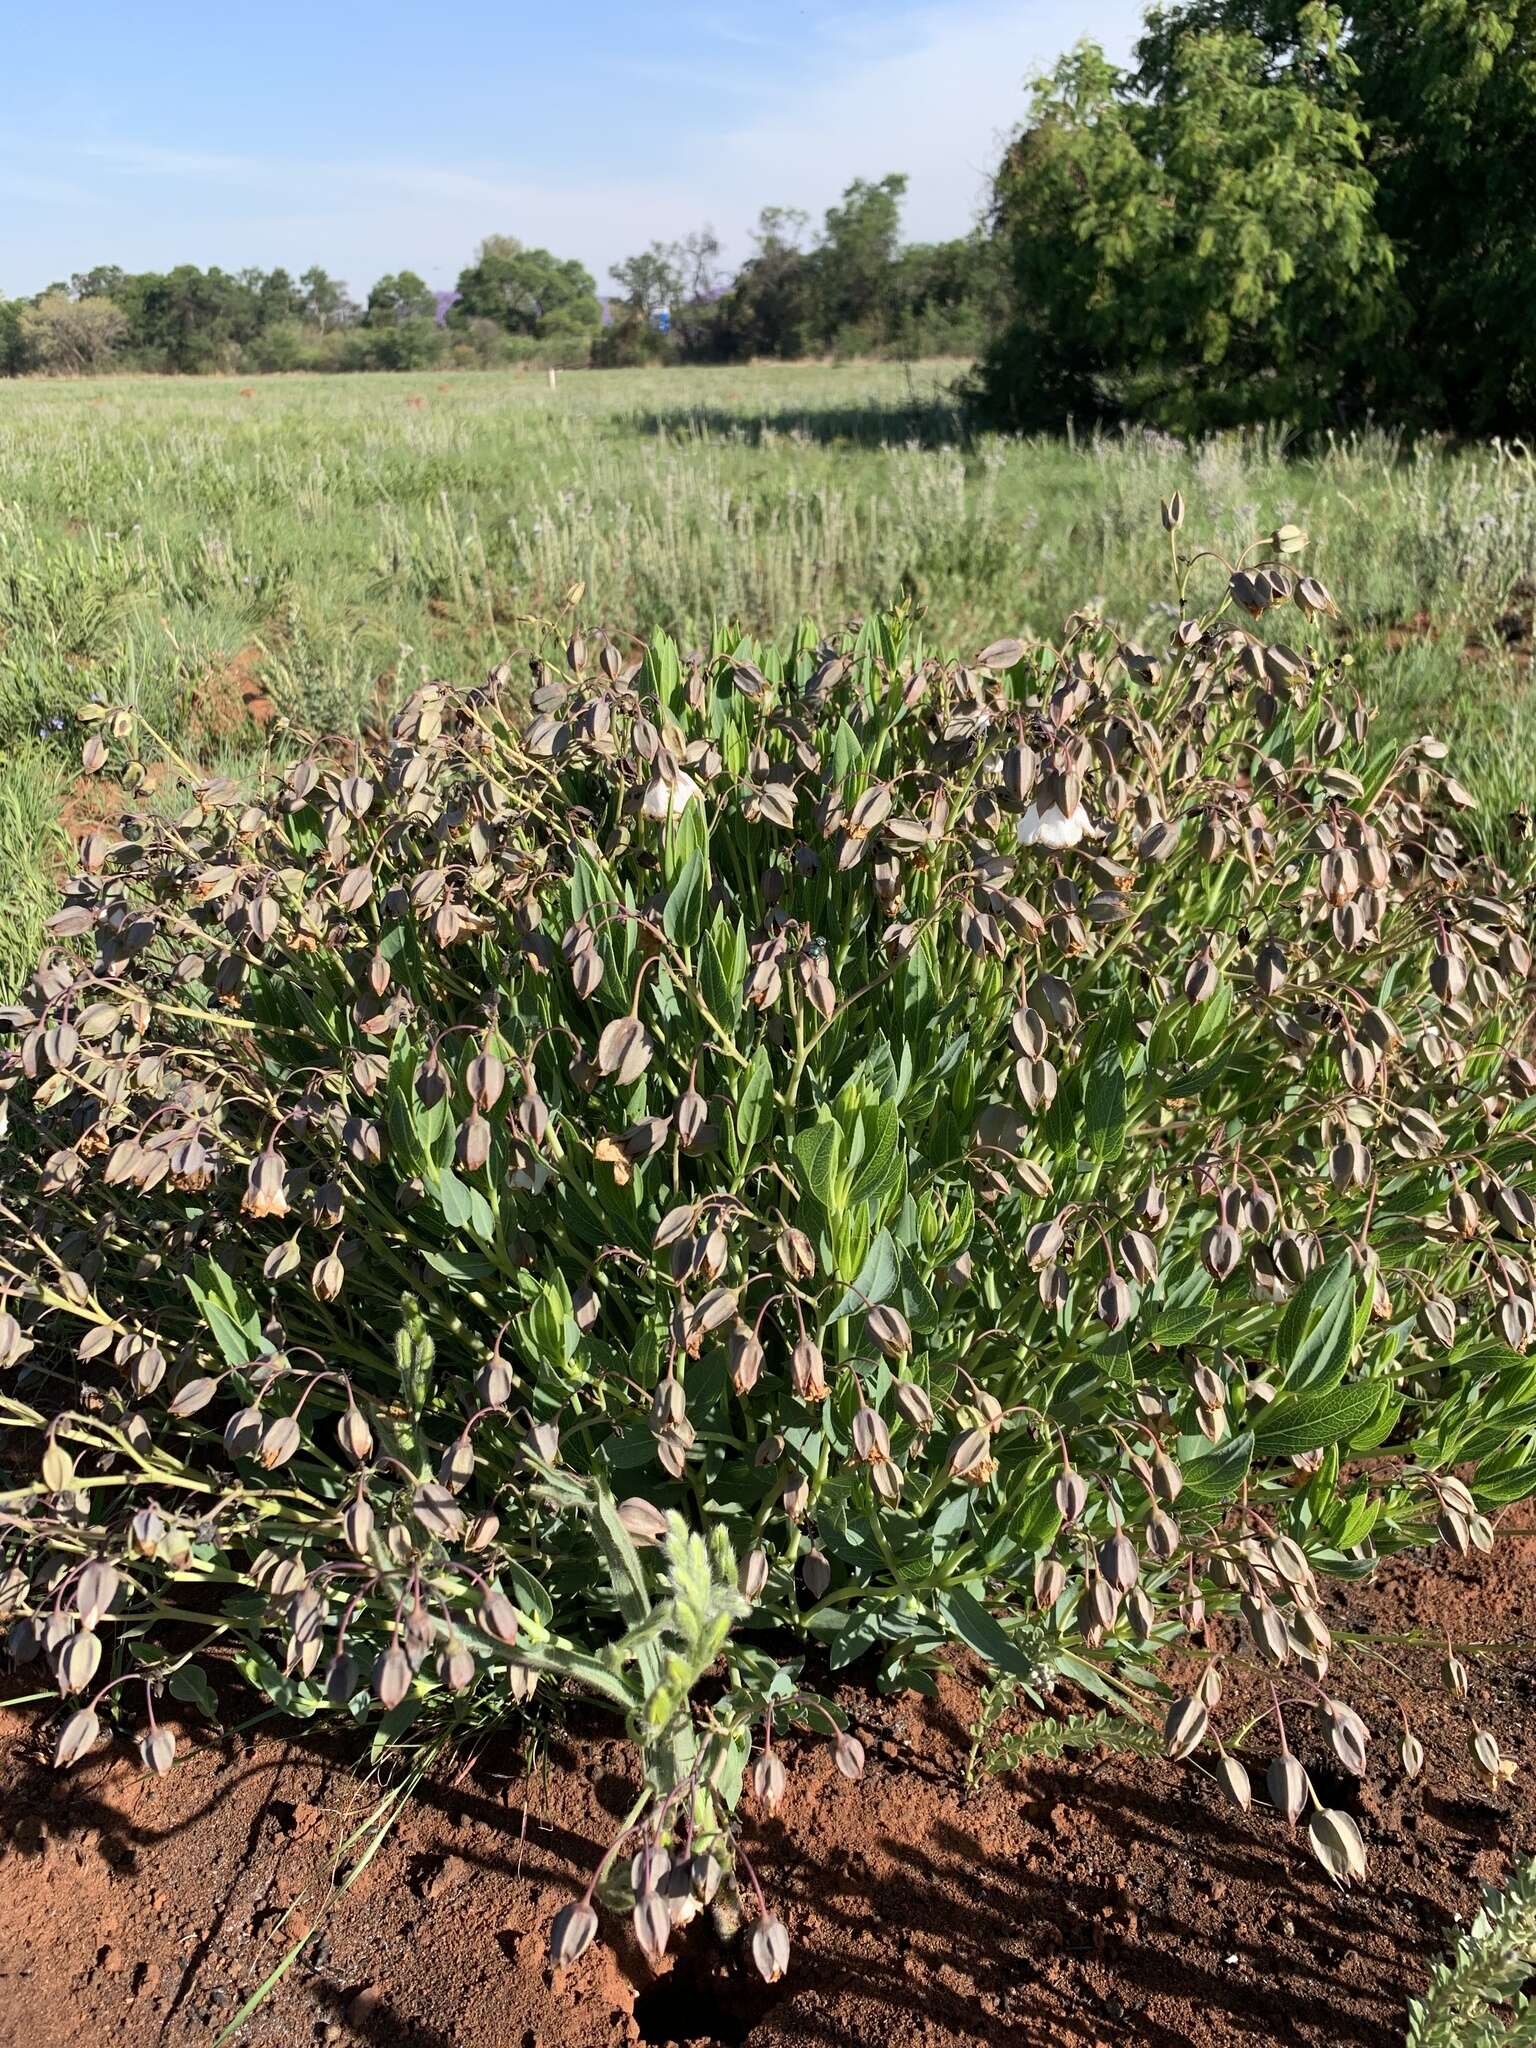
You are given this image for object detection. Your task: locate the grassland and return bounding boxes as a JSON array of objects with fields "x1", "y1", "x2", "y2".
[{"x1": 2, "y1": 358, "x2": 1534, "y2": 987}]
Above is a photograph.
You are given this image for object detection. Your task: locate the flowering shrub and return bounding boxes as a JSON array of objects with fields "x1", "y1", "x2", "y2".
[{"x1": 4, "y1": 513, "x2": 1536, "y2": 1972}]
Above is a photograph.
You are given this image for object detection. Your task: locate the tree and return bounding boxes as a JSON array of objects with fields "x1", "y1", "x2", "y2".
[
  {"x1": 0, "y1": 296, "x2": 26, "y2": 376},
  {"x1": 300, "y1": 267, "x2": 355, "y2": 332},
  {"x1": 714, "y1": 208, "x2": 815, "y2": 359},
  {"x1": 365, "y1": 271, "x2": 436, "y2": 326},
  {"x1": 971, "y1": 16, "x2": 1393, "y2": 432},
  {"x1": 69, "y1": 266, "x2": 126, "y2": 303},
  {"x1": 816, "y1": 174, "x2": 909, "y2": 344},
  {"x1": 1135, "y1": 0, "x2": 1536, "y2": 432},
  {"x1": 116, "y1": 267, "x2": 255, "y2": 371},
  {"x1": 610, "y1": 244, "x2": 682, "y2": 317},
  {"x1": 18, "y1": 293, "x2": 128, "y2": 373},
  {"x1": 453, "y1": 237, "x2": 599, "y2": 337},
  {"x1": 257, "y1": 268, "x2": 305, "y2": 327}
]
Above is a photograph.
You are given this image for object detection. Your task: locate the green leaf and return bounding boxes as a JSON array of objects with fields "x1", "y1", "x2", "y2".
[
  {"x1": 793, "y1": 1116, "x2": 842, "y2": 1209},
  {"x1": 736, "y1": 1045, "x2": 773, "y2": 1160},
  {"x1": 939, "y1": 1587, "x2": 1038, "y2": 1680},
  {"x1": 1274, "y1": 1252, "x2": 1357, "y2": 1392},
  {"x1": 168, "y1": 1663, "x2": 219, "y2": 1720},
  {"x1": 1252, "y1": 1379, "x2": 1383, "y2": 1459},
  {"x1": 1084, "y1": 1050, "x2": 1127, "y2": 1162},
  {"x1": 662, "y1": 848, "x2": 708, "y2": 952},
  {"x1": 846, "y1": 1101, "x2": 900, "y2": 1214},
  {"x1": 186, "y1": 1260, "x2": 263, "y2": 1370},
  {"x1": 828, "y1": 1229, "x2": 899, "y2": 1322},
  {"x1": 1179, "y1": 1429, "x2": 1255, "y2": 1504}
]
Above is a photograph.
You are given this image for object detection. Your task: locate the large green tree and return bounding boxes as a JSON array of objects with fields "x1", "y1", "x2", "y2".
[
  {"x1": 973, "y1": 8, "x2": 1393, "y2": 432},
  {"x1": 1135, "y1": 0, "x2": 1536, "y2": 431},
  {"x1": 453, "y1": 236, "x2": 599, "y2": 337}
]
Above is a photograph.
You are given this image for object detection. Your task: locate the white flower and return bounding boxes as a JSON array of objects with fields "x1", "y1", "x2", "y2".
[
  {"x1": 641, "y1": 771, "x2": 702, "y2": 821},
  {"x1": 1019, "y1": 800, "x2": 1095, "y2": 849}
]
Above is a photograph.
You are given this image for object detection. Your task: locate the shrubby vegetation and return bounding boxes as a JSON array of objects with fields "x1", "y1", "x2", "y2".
[
  {"x1": 973, "y1": 0, "x2": 1536, "y2": 435},
  {"x1": 0, "y1": 179, "x2": 999, "y2": 381},
  {"x1": 4, "y1": 513, "x2": 1536, "y2": 1970}
]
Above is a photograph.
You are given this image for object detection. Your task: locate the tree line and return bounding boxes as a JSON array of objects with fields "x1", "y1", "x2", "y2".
[
  {"x1": 3, "y1": 1, "x2": 1531, "y2": 434},
  {"x1": 0, "y1": 178, "x2": 1000, "y2": 382}
]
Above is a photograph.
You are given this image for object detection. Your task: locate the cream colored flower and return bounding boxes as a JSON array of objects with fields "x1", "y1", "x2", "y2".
[
  {"x1": 1019, "y1": 799, "x2": 1094, "y2": 849},
  {"x1": 641, "y1": 771, "x2": 701, "y2": 820}
]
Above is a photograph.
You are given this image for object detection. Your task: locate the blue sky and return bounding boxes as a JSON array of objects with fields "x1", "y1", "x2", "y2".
[{"x1": 1, "y1": 2, "x2": 1145, "y2": 300}]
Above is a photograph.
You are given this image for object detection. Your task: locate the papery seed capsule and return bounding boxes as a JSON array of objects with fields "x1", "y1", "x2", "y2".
[
  {"x1": 40, "y1": 1439, "x2": 75, "y2": 1492},
  {"x1": 801, "y1": 1549, "x2": 831, "y2": 1599},
  {"x1": 1024, "y1": 1218, "x2": 1066, "y2": 1269},
  {"x1": 56, "y1": 1629, "x2": 102, "y2": 1694},
  {"x1": 1400, "y1": 1728, "x2": 1424, "y2": 1780},
  {"x1": 342, "y1": 1497, "x2": 375, "y2": 1556},
  {"x1": 1469, "y1": 1726, "x2": 1508, "y2": 1792},
  {"x1": 1034, "y1": 1557, "x2": 1066, "y2": 1609},
  {"x1": 437, "y1": 1642, "x2": 475, "y2": 1692},
  {"x1": 739, "y1": 1547, "x2": 769, "y2": 1601},
  {"x1": 1086, "y1": 1579, "x2": 1120, "y2": 1633},
  {"x1": 337, "y1": 1404, "x2": 373, "y2": 1463},
  {"x1": 75, "y1": 1562, "x2": 119, "y2": 1629},
  {"x1": 866, "y1": 1304, "x2": 911, "y2": 1359},
  {"x1": 633, "y1": 1892, "x2": 670, "y2": 1965},
  {"x1": 753, "y1": 1751, "x2": 786, "y2": 1813},
  {"x1": 1215, "y1": 1754, "x2": 1251, "y2": 1811},
  {"x1": 751, "y1": 1912, "x2": 791, "y2": 1984},
  {"x1": 549, "y1": 1900, "x2": 599, "y2": 1968},
  {"x1": 1201, "y1": 1224, "x2": 1242, "y2": 1283},
  {"x1": 259, "y1": 1415, "x2": 302, "y2": 1470},
  {"x1": 1097, "y1": 1274, "x2": 1133, "y2": 1331},
  {"x1": 1147, "y1": 1510, "x2": 1180, "y2": 1562},
  {"x1": 947, "y1": 1427, "x2": 995, "y2": 1487},
  {"x1": 729, "y1": 1326, "x2": 764, "y2": 1396},
  {"x1": 136, "y1": 1724, "x2": 176, "y2": 1776},
  {"x1": 893, "y1": 1381, "x2": 934, "y2": 1432},
  {"x1": 1098, "y1": 1533, "x2": 1140, "y2": 1593},
  {"x1": 617, "y1": 1497, "x2": 669, "y2": 1546},
  {"x1": 373, "y1": 1644, "x2": 412, "y2": 1710},
  {"x1": 466, "y1": 1049, "x2": 506, "y2": 1112},
  {"x1": 479, "y1": 1590, "x2": 520, "y2": 1645},
  {"x1": 1163, "y1": 1695, "x2": 1208, "y2": 1760},
  {"x1": 54, "y1": 1706, "x2": 100, "y2": 1769},
  {"x1": 1184, "y1": 953, "x2": 1219, "y2": 1004},
  {"x1": 776, "y1": 1226, "x2": 816, "y2": 1280},
  {"x1": 1267, "y1": 1752, "x2": 1308, "y2": 1825},
  {"x1": 1054, "y1": 1470, "x2": 1088, "y2": 1525},
  {"x1": 791, "y1": 1338, "x2": 827, "y2": 1401},
  {"x1": 834, "y1": 1731, "x2": 866, "y2": 1781},
  {"x1": 851, "y1": 1407, "x2": 891, "y2": 1464},
  {"x1": 1242, "y1": 1594, "x2": 1290, "y2": 1666},
  {"x1": 1308, "y1": 1808, "x2": 1367, "y2": 1884},
  {"x1": 438, "y1": 1435, "x2": 476, "y2": 1491},
  {"x1": 1317, "y1": 1698, "x2": 1369, "y2": 1776}
]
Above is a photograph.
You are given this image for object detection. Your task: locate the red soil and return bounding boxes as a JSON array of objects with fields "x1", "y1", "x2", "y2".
[{"x1": 2, "y1": 1523, "x2": 1533, "y2": 2048}]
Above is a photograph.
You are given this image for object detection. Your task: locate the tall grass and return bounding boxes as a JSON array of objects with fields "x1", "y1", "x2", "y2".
[{"x1": 2, "y1": 360, "x2": 1533, "y2": 989}]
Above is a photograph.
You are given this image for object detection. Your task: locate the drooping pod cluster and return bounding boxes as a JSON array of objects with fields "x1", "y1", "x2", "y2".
[{"x1": 3, "y1": 519, "x2": 1534, "y2": 1956}]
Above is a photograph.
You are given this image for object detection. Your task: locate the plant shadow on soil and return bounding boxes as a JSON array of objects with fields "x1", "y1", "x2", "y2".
[{"x1": 2, "y1": 1518, "x2": 1534, "y2": 2048}]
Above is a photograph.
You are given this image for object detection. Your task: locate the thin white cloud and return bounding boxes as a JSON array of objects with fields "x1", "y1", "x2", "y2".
[{"x1": 4, "y1": 2, "x2": 1146, "y2": 295}]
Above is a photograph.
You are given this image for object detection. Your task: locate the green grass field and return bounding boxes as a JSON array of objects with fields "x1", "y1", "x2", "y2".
[{"x1": 2, "y1": 359, "x2": 1533, "y2": 988}]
